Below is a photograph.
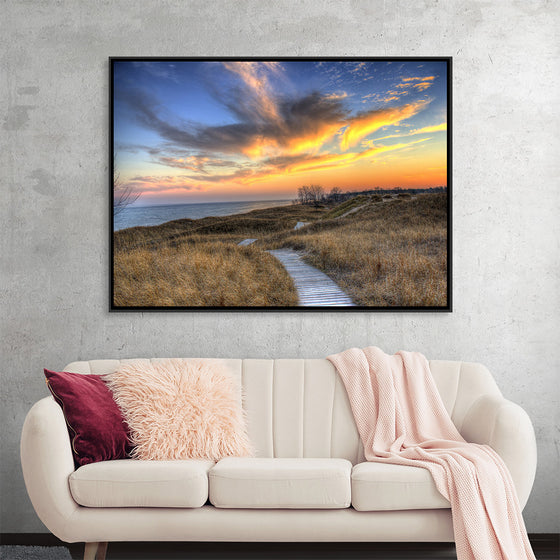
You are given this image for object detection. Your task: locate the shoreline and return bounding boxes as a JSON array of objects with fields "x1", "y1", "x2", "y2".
[{"x1": 114, "y1": 199, "x2": 293, "y2": 232}]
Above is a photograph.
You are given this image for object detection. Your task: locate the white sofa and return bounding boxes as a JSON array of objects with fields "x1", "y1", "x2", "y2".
[{"x1": 21, "y1": 358, "x2": 537, "y2": 560}]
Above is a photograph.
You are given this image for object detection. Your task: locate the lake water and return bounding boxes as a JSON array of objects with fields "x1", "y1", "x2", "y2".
[{"x1": 114, "y1": 199, "x2": 292, "y2": 231}]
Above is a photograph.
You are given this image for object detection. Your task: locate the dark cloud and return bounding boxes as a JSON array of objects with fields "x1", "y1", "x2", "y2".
[
  {"x1": 152, "y1": 155, "x2": 246, "y2": 174},
  {"x1": 119, "y1": 86, "x2": 348, "y2": 158},
  {"x1": 185, "y1": 168, "x2": 255, "y2": 183}
]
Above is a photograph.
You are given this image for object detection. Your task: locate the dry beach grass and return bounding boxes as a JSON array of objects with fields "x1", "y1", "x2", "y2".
[
  {"x1": 113, "y1": 193, "x2": 447, "y2": 307},
  {"x1": 263, "y1": 193, "x2": 448, "y2": 307},
  {"x1": 114, "y1": 240, "x2": 299, "y2": 307}
]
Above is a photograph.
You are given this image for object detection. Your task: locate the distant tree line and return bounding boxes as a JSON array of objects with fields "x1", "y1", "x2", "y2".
[
  {"x1": 294, "y1": 184, "x2": 446, "y2": 205},
  {"x1": 296, "y1": 185, "x2": 343, "y2": 206},
  {"x1": 356, "y1": 186, "x2": 447, "y2": 196}
]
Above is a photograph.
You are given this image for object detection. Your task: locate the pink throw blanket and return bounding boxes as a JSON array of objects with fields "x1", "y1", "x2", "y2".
[{"x1": 327, "y1": 347, "x2": 535, "y2": 560}]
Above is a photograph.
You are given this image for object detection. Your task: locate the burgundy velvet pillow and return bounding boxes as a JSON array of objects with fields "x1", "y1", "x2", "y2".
[{"x1": 44, "y1": 369, "x2": 132, "y2": 467}]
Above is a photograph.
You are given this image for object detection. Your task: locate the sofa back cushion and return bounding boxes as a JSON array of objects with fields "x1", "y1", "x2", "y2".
[{"x1": 63, "y1": 358, "x2": 502, "y2": 464}]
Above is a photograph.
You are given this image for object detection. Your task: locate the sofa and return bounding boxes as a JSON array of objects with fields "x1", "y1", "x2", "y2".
[{"x1": 21, "y1": 358, "x2": 537, "y2": 560}]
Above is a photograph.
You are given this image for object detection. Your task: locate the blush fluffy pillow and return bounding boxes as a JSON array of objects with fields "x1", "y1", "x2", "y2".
[{"x1": 104, "y1": 359, "x2": 252, "y2": 461}]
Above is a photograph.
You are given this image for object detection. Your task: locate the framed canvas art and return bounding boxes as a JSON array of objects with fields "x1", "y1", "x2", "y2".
[{"x1": 110, "y1": 57, "x2": 451, "y2": 311}]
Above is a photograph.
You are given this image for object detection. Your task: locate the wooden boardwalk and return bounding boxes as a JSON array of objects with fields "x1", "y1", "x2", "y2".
[
  {"x1": 238, "y1": 238, "x2": 257, "y2": 246},
  {"x1": 267, "y1": 249, "x2": 355, "y2": 307}
]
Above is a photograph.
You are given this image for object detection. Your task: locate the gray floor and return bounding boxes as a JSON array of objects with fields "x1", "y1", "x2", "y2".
[
  {"x1": 56, "y1": 540, "x2": 558, "y2": 560},
  {"x1": 2, "y1": 539, "x2": 558, "y2": 560},
  {"x1": 0, "y1": 546, "x2": 71, "y2": 560},
  {"x1": 67, "y1": 542, "x2": 458, "y2": 559}
]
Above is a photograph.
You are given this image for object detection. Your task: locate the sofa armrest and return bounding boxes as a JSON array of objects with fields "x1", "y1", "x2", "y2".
[
  {"x1": 460, "y1": 395, "x2": 537, "y2": 509},
  {"x1": 21, "y1": 397, "x2": 79, "y2": 540}
]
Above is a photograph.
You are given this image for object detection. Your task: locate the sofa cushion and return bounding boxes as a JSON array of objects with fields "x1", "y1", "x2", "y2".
[
  {"x1": 69, "y1": 459, "x2": 214, "y2": 508},
  {"x1": 351, "y1": 462, "x2": 450, "y2": 511},
  {"x1": 209, "y1": 458, "x2": 352, "y2": 509}
]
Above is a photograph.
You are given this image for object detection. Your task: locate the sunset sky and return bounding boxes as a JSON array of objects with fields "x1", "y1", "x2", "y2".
[{"x1": 113, "y1": 59, "x2": 448, "y2": 206}]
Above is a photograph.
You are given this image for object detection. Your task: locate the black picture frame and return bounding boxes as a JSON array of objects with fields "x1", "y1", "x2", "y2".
[{"x1": 110, "y1": 57, "x2": 452, "y2": 311}]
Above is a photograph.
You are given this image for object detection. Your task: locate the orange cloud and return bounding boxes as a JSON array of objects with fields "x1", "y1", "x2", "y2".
[
  {"x1": 340, "y1": 100, "x2": 429, "y2": 150},
  {"x1": 222, "y1": 61, "x2": 284, "y2": 126},
  {"x1": 240, "y1": 138, "x2": 432, "y2": 185},
  {"x1": 402, "y1": 76, "x2": 436, "y2": 82},
  {"x1": 154, "y1": 155, "x2": 209, "y2": 171},
  {"x1": 415, "y1": 122, "x2": 447, "y2": 134},
  {"x1": 350, "y1": 62, "x2": 367, "y2": 73},
  {"x1": 366, "y1": 122, "x2": 447, "y2": 143},
  {"x1": 392, "y1": 76, "x2": 436, "y2": 95},
  {"x1": 241, "y1": 137, "x2": 278, "y2": 159},
  {"x1": 324, "y1": 92, "x2": 348, "y2": 100},
  {"x1": 362, "y1": 92, "x2": 404, "y2": 104},
  {"x1": 285, "y1": 122, "x2": 343, "y2": 155},
  {"x1": 413, "y1": 82, "x2": 433, "y2": 92},
  {"x1": 124, "y1": 175, "x2": 207, "y2": 194},
  {"x1": 237, "y1": 120, "x2": 344, "y2": 160}
]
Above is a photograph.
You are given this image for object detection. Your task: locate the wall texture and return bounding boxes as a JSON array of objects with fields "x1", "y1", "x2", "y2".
[{"x1": 1, "y1": 0, "x2": 558, "y2": 534}]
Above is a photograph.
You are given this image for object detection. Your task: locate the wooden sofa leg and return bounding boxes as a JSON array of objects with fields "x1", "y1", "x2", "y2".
[
  {"x1": 84, "y1": 542, "x2": 98, "y2": 560},
  {"x1": 84, "y1": 542, "x2": 108, "y2": 560},
  {"x1": 97, "y1": 542, "x2": 108, "y2": 560}
]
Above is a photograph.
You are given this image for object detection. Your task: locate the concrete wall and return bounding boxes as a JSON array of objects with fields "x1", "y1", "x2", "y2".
[{"x1": 1, "y1": 0, "x2": 558, "y2": 534}]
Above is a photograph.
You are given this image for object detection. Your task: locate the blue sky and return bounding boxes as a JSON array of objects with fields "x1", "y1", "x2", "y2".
[{"x1": 113, "y1": 59, "x2": 448, "y2": 205}]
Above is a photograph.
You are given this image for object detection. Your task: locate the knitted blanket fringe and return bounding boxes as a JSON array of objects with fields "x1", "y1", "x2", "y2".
[{"x1": 327, "y1": 347, "x2": 535, "y2": 560}]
